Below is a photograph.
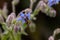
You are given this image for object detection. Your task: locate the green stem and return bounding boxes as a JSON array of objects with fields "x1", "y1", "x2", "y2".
[
  {"x1": 1, "y1": 32, "x2": 9, "y2": 40},
  {"x1": 9, "y1": 31, "x2": 15, "y2": 40},
  {"x1": 16, "y1": 32, "x2": 21, "y2": 40},
  {"x1": 33, "y1": 9, "x2": 40, "y2": 16},
  {"x1": 12, "y1": 1, "x2": 15, "y2": 13}
]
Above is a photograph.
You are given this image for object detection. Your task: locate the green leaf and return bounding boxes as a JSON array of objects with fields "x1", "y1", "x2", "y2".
[
  {"x1": 1, "y1": 23, "x2": 8, "y2": 31},
  {"x1": 1, "y1": 31, "x2": 9, "y2": 40},
  {"x1": 14, "y1": 32, "x2": 21, "y2": 40},
  {"x1": 21, "y1": 31, "x2": 28, "y2": 35},
  {"x1": 23, "y1": 23, "x2": 27, "y2": 29}
]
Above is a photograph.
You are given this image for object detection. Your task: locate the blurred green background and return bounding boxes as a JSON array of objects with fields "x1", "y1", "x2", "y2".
[{"x1": 0, "y1": 0, "x2": 60, "y2": 40}]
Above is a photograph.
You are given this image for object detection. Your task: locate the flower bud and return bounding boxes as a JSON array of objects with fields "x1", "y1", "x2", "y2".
[
  {"x1": 48, "y1": 36, "x2": 54, "y2": 40},
  {"x1": 13, "y1": 21, "x2": 27, "y2": 35},
  {"x1": 49, "y1": 9, "x2": 56, "y2": 17},
  {"x1": 58, "y1": 39, "x2": 60, "y2": 40},
  {"x1": 12, "y1": 0, "x2": 19, "y2": 5},
  {"x1": 29, "y1": 22, "x2": 36, "y2": 32},
  {"x1": 2, "y1": 2, "x2": 8, "y2": 19},
  {"x1": 6, "y1": 12, "x2": 16, "y2": 27},
  {"x1": 0, "y1": 14, "x2": 4, "y2": 24},
  {"x1": 14, "y1": 25, "x2": 21, "y2": 32},
  {"x1": 35, "y1": 0, "x2": 56, "y2": 17},
  {"x1": 35, "y1": 1, "x2": 46, "y2": 11},
  {"x1": 53, "y1": 28, "x2": 60, "y2": 37},
  {"x1": 34, "y1": 1, "x2": 47, "y2": 16}
]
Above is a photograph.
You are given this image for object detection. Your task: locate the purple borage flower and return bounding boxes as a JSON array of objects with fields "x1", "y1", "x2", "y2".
[
  {"x1": 25, "y1": 12, "x2": 31, "y2": 20},
  {"x1": 48, "y1": 0, "x2": 60, "y2": 7},
  {"x1": 17, "y1": 11, "x2": 31, "y2": 24}
]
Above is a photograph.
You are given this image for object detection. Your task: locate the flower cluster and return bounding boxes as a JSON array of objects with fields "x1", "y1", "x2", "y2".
[
  {"x1": 17, "y1": 10, "x2": 31, "y2": 24},
  {"x1": 0, "y1": 0, "x2": 60, "y2": 40},
  {"x1": 16, "y1": 8, "x2": 36, "y2": 33}
]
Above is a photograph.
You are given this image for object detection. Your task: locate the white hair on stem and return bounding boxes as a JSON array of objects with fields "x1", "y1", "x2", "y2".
[
  {"x1": 2, "y1": 2, "x2": 8, "y2": 19},
  {"x1": 24, "y1": 8, "x2": 32, "y2": 13},
  {"x1": 41, "y1": 0, "x2": 48, "y2": 3},
  {"x1": 48, "y1": 8, "x2": 56, "y2": 17},
  {"x1": 0, "y1": 9, "x2": 4, "y2": 23},
  {"x1": 12, "y1": 0, "x2": 19, "y2": 13},
  {"x1": 13, "y1": 0, "x2": 19, "y2": 5},
  {"x1": 30, "y1": 0, "x2": 36, "y2": 9},
  {"x1": 12, "y1": 1, "x2": 15, "y2": 13}
]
